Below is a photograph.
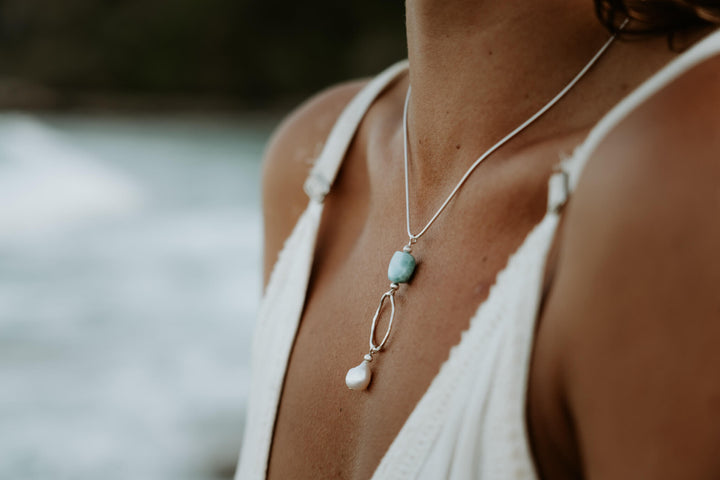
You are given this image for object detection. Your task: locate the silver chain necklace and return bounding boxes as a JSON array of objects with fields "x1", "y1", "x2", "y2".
[{"x1": 345, "y1": 26, "x2": 625, "y2": 391}]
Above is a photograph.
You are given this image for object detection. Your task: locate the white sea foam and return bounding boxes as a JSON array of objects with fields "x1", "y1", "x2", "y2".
[
  {"x1": 0, "y1": 116, "x2": 144, "y2": 243},
  {"x1": 0, "y1": 113, "x2": 269, "y2": 480}
]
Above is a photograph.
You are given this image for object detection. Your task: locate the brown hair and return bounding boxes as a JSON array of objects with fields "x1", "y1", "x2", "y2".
[{"x1": 596, "y1": 0, "x2": 720, "y2": 35}]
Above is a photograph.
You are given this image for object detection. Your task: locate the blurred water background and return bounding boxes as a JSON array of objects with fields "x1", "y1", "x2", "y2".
[
  {"x1": 0, "y1": 0, "x2": 405, "y2": 478},
  {"x1": 0, "y1": 113, "x2": 271, "y2": 479}
]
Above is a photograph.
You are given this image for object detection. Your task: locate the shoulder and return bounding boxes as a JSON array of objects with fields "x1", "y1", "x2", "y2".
[
  {"x1": 569, "y1": 49, "x2": 720, "y2": 251},
  {"x1": 539, "y1": 52, "x2": 720, "y2": 476},
  {"x1": 569, "y1": 50, "x2": 720, "y2": 246},
  {"x1": 261, "y1": 79, "x2": 368, "y2": 285}
]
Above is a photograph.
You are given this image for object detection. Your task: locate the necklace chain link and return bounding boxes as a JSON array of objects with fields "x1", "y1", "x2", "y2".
[
  {"x1": 345, "y1": 19, "x2": 628, "y2": 391},
  {"x1": 402, "y1": 20, "x2": 627, "y2": 241}
]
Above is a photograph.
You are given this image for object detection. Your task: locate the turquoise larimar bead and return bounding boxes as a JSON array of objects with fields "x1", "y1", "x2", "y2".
[{"x1": 387, "y1": 251, "x2": 416, "y2": 283}]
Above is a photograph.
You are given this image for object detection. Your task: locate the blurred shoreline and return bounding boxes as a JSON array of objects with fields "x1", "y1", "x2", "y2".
[{"x1": 0, "y1": 76, "x2": 301, "y2": 116}]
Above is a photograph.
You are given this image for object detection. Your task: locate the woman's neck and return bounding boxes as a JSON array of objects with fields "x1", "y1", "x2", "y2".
[{"x1": 404, "y1": 0, "x2": 612, "y2": 179}]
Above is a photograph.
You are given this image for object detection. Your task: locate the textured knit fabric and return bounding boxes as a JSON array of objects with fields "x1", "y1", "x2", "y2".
[{"x1": 235, "y1": 29, "x2": 720, "y2": 480}]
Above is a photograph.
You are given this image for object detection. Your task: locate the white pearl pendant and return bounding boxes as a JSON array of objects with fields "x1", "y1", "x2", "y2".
[{"x1": 345, "y1": 360, "x2": 372, "y2": 390}]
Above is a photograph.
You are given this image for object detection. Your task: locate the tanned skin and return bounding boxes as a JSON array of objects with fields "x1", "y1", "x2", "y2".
[{"x1": 260, "y1": 1, "x2": 720, "y2": 478}]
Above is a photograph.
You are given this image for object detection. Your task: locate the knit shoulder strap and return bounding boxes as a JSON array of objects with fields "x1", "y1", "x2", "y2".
[
  {"x1": 564, "y1": 28, "x2": 720, "y2": 192},
  {"x1": 303, "y1": 60, "x2": 409, "y2": 203},
  {"x1": 545, "y1": 28, "x2": 720, "y2": 213}
]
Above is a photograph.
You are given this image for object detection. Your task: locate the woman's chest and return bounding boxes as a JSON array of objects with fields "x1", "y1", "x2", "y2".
[
  {"x1": 264, "y1": 124, "x2": 590, "y2": 479},
  {"x1": 266, "y1": 183, "x2": 548, "y2": 479}
]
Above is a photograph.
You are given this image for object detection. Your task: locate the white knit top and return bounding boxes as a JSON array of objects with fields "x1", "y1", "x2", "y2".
[{"x1": 235, "y1": 29, "x2": 720, "y2": 480}]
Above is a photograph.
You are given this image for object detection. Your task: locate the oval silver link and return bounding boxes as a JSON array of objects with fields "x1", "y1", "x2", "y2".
[{"x1": 369, "y1": 291, "x2": 396, "y2": 352}]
